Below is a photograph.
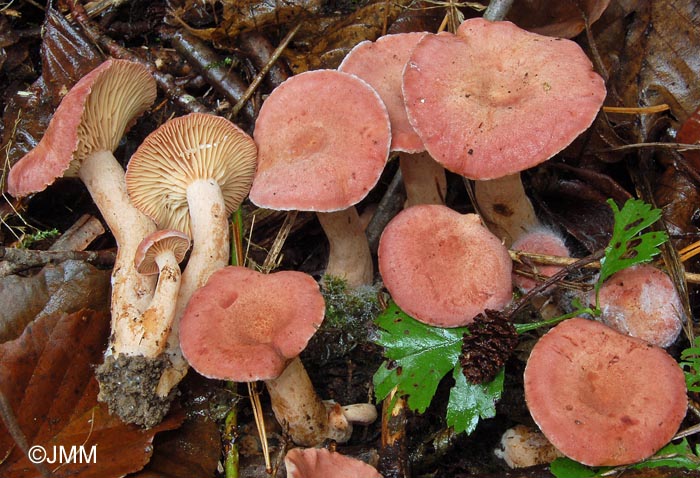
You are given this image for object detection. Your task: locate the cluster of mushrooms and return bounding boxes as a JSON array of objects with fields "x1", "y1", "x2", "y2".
[{"x1": 7, "y1": 16, "x2": 690, "y2": 476}]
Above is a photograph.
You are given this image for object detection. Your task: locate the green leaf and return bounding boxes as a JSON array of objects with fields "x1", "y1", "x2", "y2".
[
  {"x1": 680, "y1": 337, "x2": 700, "y2": 393},
  {"x1": 630, "y1": 439, "x2": 700, "y2": 470},
  {"x1": 373, "y1": 302, "x2": 467, "y2": 413},
  {"x1": 550, "y1": 439, "x2": 700, "y2": 478},
  {"x1": 550, "y1": 458, "x2": 598, "y2": 478},
  {"x1": 597, "y1": 198, "x2": 667, "y2": 289},
  {"x1": 446, "y1": 366, "x2": 503, "y2": 434}
]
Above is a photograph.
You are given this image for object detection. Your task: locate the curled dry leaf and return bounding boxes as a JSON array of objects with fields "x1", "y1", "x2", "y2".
[
  {"x1": 0, "y1": 309, "x2": 183, "y2": 478},
  {"x1": 506, "y1": 0, "x2": 611, "y2": 38}
]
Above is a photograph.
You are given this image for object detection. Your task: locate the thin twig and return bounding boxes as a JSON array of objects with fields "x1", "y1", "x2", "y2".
[
  {"x1": 599, "y1": 142, "x2": 700, "y2": 153},
  {"x1": 231, "y1": 23, "x2": 301, "y2": 119},
  {"x1": 66, "y1": 1, "x2": 212, "y2": 114},
  {"x1": 261, "y1": 211, "x2": 298, "y2": 273},
  {"x1": 0, "y1": 246, "x2": 116, "y2": 276}
]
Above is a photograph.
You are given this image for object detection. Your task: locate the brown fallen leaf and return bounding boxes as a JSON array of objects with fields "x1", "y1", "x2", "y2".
[
  {"x1": 130, "y1": 416, "x2": 221, "y2": 478},
  {"x1": 0, "y1": 309, "x2": 183, "y2": 478},
  {"x1": 507, "y1": 0, "x2": 611, "y2": 38},
  {"x1": 0, "y1": 261, "x2": 111, "y2": 344}
]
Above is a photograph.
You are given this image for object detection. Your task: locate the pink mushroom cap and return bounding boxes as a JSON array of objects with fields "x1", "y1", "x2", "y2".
[
  {"x1": 134, "y1": 229, "x2": 191, "y2": 275},
  {"x1": 596, "y1": 264, "x2": 683, "y2": 348},
  {"x1": 285, "y1": 448, "x2": 382, "y2": 478},
  {"x1": 339, "y1": 32, "x2": 427, "y2": 153},
  {"x1": 378, "y1": 205, "x2": 513, "y2": 327},
  {"x1": 249, "y1": 69, "x2": 391, "y2": 212},
  {"x1": 524, "y1": 318, "x2": 687, "y2": 466},
  {"x1": 511, "y1": 229, "x2": 570, "y2": 293},
  {"x1": 179, "y1": 266, "x2": 325, "y2": 381},
  {"x1": 402, "y1": 18, "x2": 606, "y2": 180},
  {"x1": 8, "y1": 59, "x2": 156, "y2": 197}
]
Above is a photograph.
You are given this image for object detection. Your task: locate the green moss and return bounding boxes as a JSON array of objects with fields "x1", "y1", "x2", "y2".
[{"x1": 321, "y1": 275, "x2": 380, "y2": 329}]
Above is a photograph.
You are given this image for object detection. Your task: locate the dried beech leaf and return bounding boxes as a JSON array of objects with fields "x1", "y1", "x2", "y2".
[
  {"x1": 0, "y1": 309, "x2": 183, "y2": 478},
  {"x1": 530, "y1": 165, "x2": 632, "y2": 251},
  {"x1": 653, "y1": 167, "x2": 700, "y2": 251},
  {"x1": 173, "y1": 0, "x2": 323, "y2": 44},
  {"x1": 0, "y1": 261, "x2": 111, "y2": 344},
  {"x1": 41, "y1": 7, "x2": 103, "y2": 102},
  {"x1": 607, "y1": 1, "x2": 700, "y2": 127},
  {"x1": 677, "y1": 105, "x2": 700, "y2": 171},
  {"x1": 131, "y1": 417, "x2": 220, "y2": 478},
  {"x1": 507, "y1": 0, "x2": 611, "y2": 38},
  {"x1": 284, "y1": 0, "x2": 408, "y2": 72}
]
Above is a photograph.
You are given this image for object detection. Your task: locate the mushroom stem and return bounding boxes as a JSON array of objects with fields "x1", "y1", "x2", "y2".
[
  {"x1": 316, "y1": 209, "x2": 373, "y2": 288},
  {"x1": 157, "y1": 178, "x2": 230, "y2": 395},
  {"x1": 473, "y1": 173, "x2": 540, "y2": 247},
  {"x1": 399, "y1": 151, "x2": 446, "y2": 207},
  {"x1": 264, "y1": 356, "x2": 331, "y2": 447},
  {"x1": 139, "y1": 251, "x2": 182, "y2": 357},
  {"x1": 78, "y1": 149, "x2": 157, "y2": 356}
]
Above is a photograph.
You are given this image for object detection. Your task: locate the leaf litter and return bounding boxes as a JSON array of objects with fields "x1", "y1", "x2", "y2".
[{"x1": 1, "y1": 0, "x2": 700, "y2": 477}]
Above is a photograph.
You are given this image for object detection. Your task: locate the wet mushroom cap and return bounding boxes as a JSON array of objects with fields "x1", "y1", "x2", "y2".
[
  {"x1": 402, "y1": 18, "x2": 606, "y2": 179},
  {"x1": 179, "y1": 266, "x2": 325, "y2": 381},
  {"x1": 8, "y1": 59, "x2": 156, "y2": 197},
  {"x1": 285, "y1": 447, "x2": 382, "y2": 478},
  {"x1": 134, "y1": 229, "x2": 191, "y2": 275},
  {"x1": 378, "y1": 204, "x2": 512, "y2": 327},
  {"x1": 524, "y1": 318, "x2": 687, "y2": 466},
  {"x1": 339, "y1": 32, "x2": 427, "y2": 153},
  {"x1": 596, "y1": 264, "x2": 683, "y2": 348},
  {"x1": 249, "y1": 69, "x2": 391, "y2": 212},
  {"x1": 125, "y1": 113, "x2": 258, "y2": 234}
]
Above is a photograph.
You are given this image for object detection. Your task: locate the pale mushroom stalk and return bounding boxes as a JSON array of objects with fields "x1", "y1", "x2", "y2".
[
  {"x1": 156, "y1": 179, "x2": 230, "y2": 394},
  {"x1": 133, "y1": 229, "x2": 191, "y2": 358},
  {"x1": 264, "y1": 356, "x2": 333, "y2": 446},
  {"x1": 265, "y1": 356, "x2": 377, "y2": 446},
  {"x1": 79, "y1": 150, "x2": 157, "y2": 355},
  {"x1": 399, "y1": 151, "x2": 447, "y2": 207},
  {"x1": 474, "y1": 174, "x2": 539, "y2": 246},
  {"x1": 317, "y1": 210, "x2": 373, "y2": 288},
  {"x1": 139, "y1": 251, "x2": 182, "y2": 357}
]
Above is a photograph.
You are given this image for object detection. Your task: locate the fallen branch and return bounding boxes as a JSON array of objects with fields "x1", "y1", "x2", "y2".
[{"x1": 0, "y1": 246, "x2": 116, "y2": 276}]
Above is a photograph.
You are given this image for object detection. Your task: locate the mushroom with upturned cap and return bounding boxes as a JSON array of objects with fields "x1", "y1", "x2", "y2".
[
  {"x1": 179, "y1": 266, "x2": 377, "y2": 446},
  {"x1": 339, "y1": 32, "x2": 446, "y2": 207},
  {"x1": 378, "y1": 204, "x2": 513, "y2": 327},
  {"x1": 7, "y1": 59, "x2": 159, "y2": 355},
  {"x1": 249, "y1": 69, "x2": 391, "y2": 287},
  {"x1": 126, "y1": 112, "x2": 258, "y2": 397},
  {"x1": 133, "y1": 229, "x2": 191, "y2": 358},
  {"x1": 524, "y1": 318, "x2": 687, "y2": 466},
  {"x1": 285, "y1": 447, "x2": 382, "y2": 478}
]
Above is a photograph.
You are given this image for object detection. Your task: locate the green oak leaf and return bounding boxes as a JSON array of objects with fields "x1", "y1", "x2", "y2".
[
  {"x1": 446, "y1": 366, "x2": 503, "y2": 434},
  {"x1": 373, "y1": 302, "x2": 466, "y2": 413}
]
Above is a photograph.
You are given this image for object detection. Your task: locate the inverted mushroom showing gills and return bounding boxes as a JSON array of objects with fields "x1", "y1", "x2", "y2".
[
  {"x1": 126, "y1": 112, "x2": 258, "y2": 401},
  {"x1": 249, "y1": 69, "x2": 391, "y2": 287},
  {"x1": 133, "y1": 229, "x2": 191, "y2": 358},
  {"x1": 180, "y1": 266, "x2": 376, "y2": 446},
  {"x1": 6, "y1": 58, "x2": 163, "y2": 382},
  {"x1": 378, "y1": 204, "x2": 512, "y2": 327},
  {"x1": 524, "y1": 318, "x2": 687, "y2": 466}
]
